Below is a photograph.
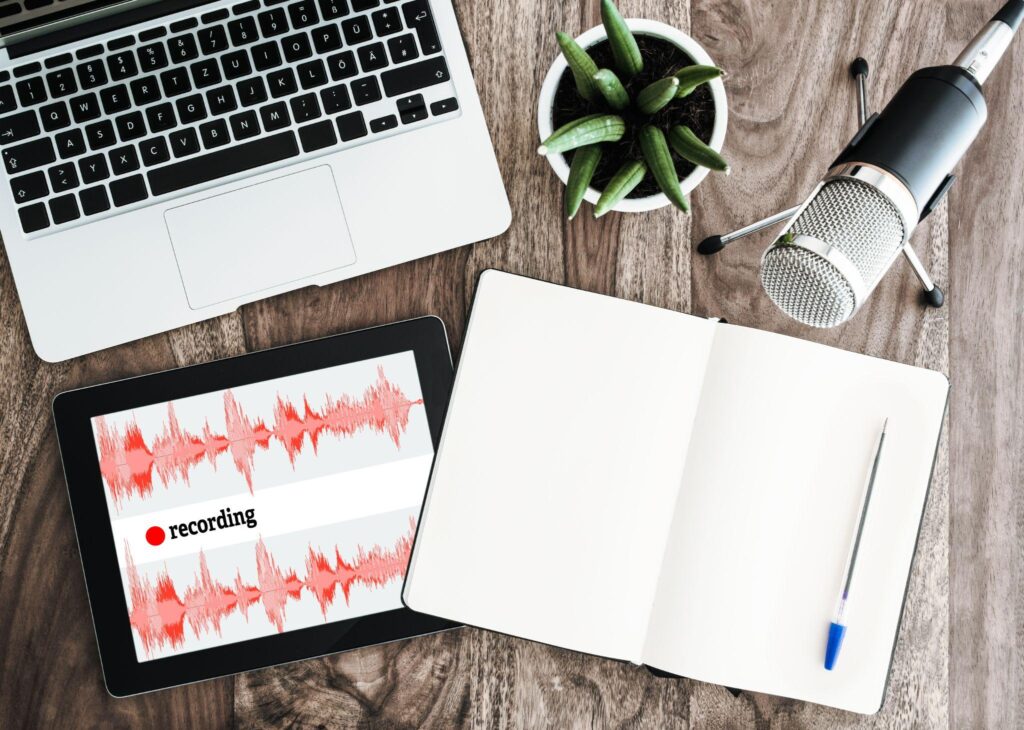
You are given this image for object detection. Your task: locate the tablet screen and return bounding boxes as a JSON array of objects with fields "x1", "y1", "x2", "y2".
[{"x1": 89, "y1": 351, "x2": 433, "y2": 663}]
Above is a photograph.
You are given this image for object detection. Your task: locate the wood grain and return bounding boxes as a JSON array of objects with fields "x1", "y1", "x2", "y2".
[{"x1": 0, "y1": 0, "x2": 1019, "y2": 727}]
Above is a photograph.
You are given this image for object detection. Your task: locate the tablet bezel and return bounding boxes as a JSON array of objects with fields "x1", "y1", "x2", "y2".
[{"x1": 52, "y1": 316, "x2": 458, "y2": 697}]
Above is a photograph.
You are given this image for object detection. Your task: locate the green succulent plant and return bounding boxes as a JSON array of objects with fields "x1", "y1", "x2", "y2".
[{"x1": 540, "y1": 0, "x2": 730, "y2": 219}]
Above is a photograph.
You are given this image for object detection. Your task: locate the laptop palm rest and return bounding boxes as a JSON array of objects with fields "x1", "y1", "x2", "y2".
[{"x1": 165, "y1": 166, "x2": 357, "y2": 310}]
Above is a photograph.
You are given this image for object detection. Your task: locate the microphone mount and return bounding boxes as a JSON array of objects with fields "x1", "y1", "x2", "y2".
[{"x1": 697, "y1": 56, "x2": 943, "y2": 309}]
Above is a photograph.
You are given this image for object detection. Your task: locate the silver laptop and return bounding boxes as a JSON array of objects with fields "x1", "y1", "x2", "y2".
[{"x1": 0, "y1": 0, "x2": 509, "y2": 361}]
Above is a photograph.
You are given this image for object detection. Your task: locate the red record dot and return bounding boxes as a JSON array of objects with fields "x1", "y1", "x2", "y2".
[{"x1": 145, "y1": 526, "x2": 165, "y2": 546}]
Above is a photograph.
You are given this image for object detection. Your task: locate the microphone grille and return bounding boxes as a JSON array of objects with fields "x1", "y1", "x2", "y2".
[{"x1": 760, "y1": 178, "x2": 907, "y2": 327}]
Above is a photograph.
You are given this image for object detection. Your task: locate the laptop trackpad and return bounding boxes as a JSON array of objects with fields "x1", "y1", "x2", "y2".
[{"x1": 166, "y1": 166, "x2": 356, "y2": 309}]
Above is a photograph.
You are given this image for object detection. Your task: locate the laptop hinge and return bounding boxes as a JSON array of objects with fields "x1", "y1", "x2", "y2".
[{"x1": 6, "y1": 0, "x2": 212, "y2": 59}]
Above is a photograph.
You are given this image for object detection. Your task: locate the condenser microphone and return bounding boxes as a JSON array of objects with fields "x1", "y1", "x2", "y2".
[{"x1": 758, "y1": 0, "x2": 1024, "y2": 327}]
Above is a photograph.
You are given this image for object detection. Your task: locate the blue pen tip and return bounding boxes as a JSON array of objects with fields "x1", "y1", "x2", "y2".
[{"x1": 825, "y1": 622, "x2": 847, "y2": 670}]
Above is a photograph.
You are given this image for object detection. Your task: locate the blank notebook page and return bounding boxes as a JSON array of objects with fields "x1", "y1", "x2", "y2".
[
  {"x1": 404, "y1": 271, "x2": 716, "y2": 661},
  {"x1": 642, "y1": 324, "x2": 948, "y2": 714}
]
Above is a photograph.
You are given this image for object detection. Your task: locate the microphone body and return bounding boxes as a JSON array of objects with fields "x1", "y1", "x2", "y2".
[{"x1": 760, "y1": 1, "x2": 1023, "y2": 328}]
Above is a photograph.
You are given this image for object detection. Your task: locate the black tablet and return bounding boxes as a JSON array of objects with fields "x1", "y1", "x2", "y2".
[{"x1": 53, "y1": 317, "x2": 458, "y2": 696}]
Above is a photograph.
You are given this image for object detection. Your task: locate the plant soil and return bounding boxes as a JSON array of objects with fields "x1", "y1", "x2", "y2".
[{"x1": 551, "y1": 33, "x2": 717, "y2": 200}]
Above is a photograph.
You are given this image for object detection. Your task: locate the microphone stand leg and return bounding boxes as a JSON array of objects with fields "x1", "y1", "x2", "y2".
[
  {"x1": 902, "y1": 244, "x2": 945, "y2": 307},
  {"x1": 697, "y1": 206, "x2": 802, "y2": 255}
]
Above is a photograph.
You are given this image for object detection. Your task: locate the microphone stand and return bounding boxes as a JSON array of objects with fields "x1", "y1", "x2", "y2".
[{"x1": 698, "y1": 57, "x2": 944, "y2": 308}]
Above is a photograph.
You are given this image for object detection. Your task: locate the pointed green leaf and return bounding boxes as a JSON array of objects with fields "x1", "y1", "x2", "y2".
[
  {"x1": 601, "y1": 0, "x2": 643, "y2": 77},
  {"x1": 636, "y1": 77, "x2": 680, "y2": 115},
  {"x1": 592, "y1": 68, "x2": 630, "y2": 110},
  {"x1": 538, "y1": 114, "x2": 625, "y2": 155},
  {"x1": 557, "y1": 32, "x2": 600, "y2": 102},
  {"x1": 565, "y1": 145, "x2": 603, "y2": 219},
  {"x1": 674, "y1": 65, "x2": 722, "y2": 98},
  {"x1": 668, "y1": 125, "x2": 730, "y2": 173},
  {"x1": 595, "y1": 160, "x2": 646, "y2": 217},
  {"x1": 639, "y1": 125, "x2": 689, "y2": 212}
]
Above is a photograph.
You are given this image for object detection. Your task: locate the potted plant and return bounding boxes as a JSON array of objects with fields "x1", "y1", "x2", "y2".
[{"x1": 537, "y1": 0, "x2": 729, "y2": 218}]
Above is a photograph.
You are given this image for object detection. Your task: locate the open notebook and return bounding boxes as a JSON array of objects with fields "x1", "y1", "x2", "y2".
[{"x1": 403, "y1": 270, "x2": 948, "y2": 714}]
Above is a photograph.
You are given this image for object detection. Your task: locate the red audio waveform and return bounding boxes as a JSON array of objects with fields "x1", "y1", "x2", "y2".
[
  {"x1": 125, "y1": 518, "x2": 415, "y2": 658},
  {"x1": 94, "y1": 367, "x2": 423, "y2": 507}
]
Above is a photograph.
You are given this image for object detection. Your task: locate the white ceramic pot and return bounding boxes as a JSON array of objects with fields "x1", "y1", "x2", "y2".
[{"x1": 537, "y1": 19, "x2": 728, "y2": 213}]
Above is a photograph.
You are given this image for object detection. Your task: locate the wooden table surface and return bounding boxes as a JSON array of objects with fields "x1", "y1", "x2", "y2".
[{"x1": 1, "y1": 0, "x2": 1021, "y2": 727}]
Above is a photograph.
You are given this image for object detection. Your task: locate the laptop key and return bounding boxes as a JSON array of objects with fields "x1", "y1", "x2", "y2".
[
  {"x1": 16, "y1": 77, "x2": 47, "y2": 106},
  {"x1": 85, "y1": 120, "x2": 117, "y2": 150},
  {"x1": 161, "y1": 67, "x2": 193, "y2": 96},
  {"x1": 169, "y1": 34, "x2": 200, "y2": 63},
  {"x1": 130, "y1": 76, "x2": 162, "y2": 105},
  {"x1": 297, "y1": 59, "x2": 328, "y2": 88},
  {"x1": 70, "y1": 92, "x2": 100, "y2": 122},
  {"x1": 327, "y1": 50, "x2": 357, "y2": 80},
  {"x1": 289, "y1": 92, "x2": 320, "y2": 122},
  {"x1": 341, "y1": 16, "x2": 372, "y2": 45},
  {"x1": 176, "y1": 94, "x2": 207, "y2": 123},
  {"x1": 197, "y1": 25, "x2": 229, "y2": 55},
  {"x1": 48, "y1": 162, "x2": 79, "y2": 192},
  {"x1": 369, "y1": 114, "x2": 396, "y2": 132},
  {"x1": 380, "y1": 55, "x2": 448, "y2": 96},
  {"x1": 206, "y1": 85, "x2": 237, "y2": 115},
  {"x1": 140, "y1": 136, "x2": 170, "y2": 165},
  {"x1": 258, "y1": 8, "x2": 289, "y2": 37},
  {"x1": 371, "y1": 7, "x2": 401, "y2": 36},
  {"x1": 169, "y1": 127, "x2": 201, "y2": 157},
  {"x1": 351, "y1": 0, "x2": 379, "y2": 10},
  {"x1": 318, "y1": 0, "x2": 349, "y2": 20},
  {"x1": 401, "y1": 0, "x2": 440, "y2": 55},
  {"x1": 288, "y1": 1, "x2": 319, "y2": 28},
  {"x1": 77, "y1": 60, "x2": 108, "y2": 89},
  {"x1": 0, "y1": 86, "x2": 16, "y2": 114},
  {"x1": 10, "y1": 170, "x2": 48, "y2": 203},
  {"x1": 3, "y1": 137, "x2": 56, "y2": 174},
  {"x1": 237, "y1": 77, "x2": 268, "y2": 106},
  {"x1": 268, "y1": 68, "x2": 298, "y2": 97},
  {"x1": 221, "y1": 50, "x2": 252, "y2": 80},
  {"x1": 109, "y1": 145, "x2": 140, "y2": 174},
  {"x1": 227, "y1": 17, "x2": 259, "y2": 45},
  {"x1": 191, "y1": 58, "x2": 222, "y2": 88},
  {"x1": 312, "y1": 24, "x2": 342, "y2": 53},
  {"x1": 146, "y1": 102, "x2": 176, "y2": 132},
  {"x1": 148, "y1": 130, "x2": 299, "y2": 195},
  {"x1": 79, "y1": 185, "x2": 111, "y2": 215},
  {"x1": 387, "y1": 33, "x2": 418, "y2": 63},
  {"x1": 298, "y1": 119, "x2": 336, "y2": 151},
  {"x1": 115, "y1": 111, "x2": 146, "y2": 141},
  {"x1": 100, "y1": 84, "x2": 130, "y2": 114},
  {"x1": 282, "y1": 33, "x2": 312, "y2": 62},
  {"x1": 55, "y1": 128, "x2": 86, "y2": 158},
  {"x1": 350, "y1": 76, "x2": 381, "y2": 105},
  {"x1": 229, "y1": 110, "x2": 260, "y2": 139},
  {"x1": 110, "y1": 174, "x2": 148, "y2": 206},
  {"x1": 138, "y1": 42, "x2": 169, "y2": 71},
  {"x1": 0, "y1": 110, "x2": 41, "y2": 144},
  {"x1": 335, "y1": 110, "x2": 366, "y2": 140},
  {"x1": 259, "y1": 101, "x2": 290, "y2": 130},
  {"x1": 79, "y1": 153, "x2": 110, "y2": 183},
  {"x1": 357, "y1": 42, "x2": 387, "y2": 72},
  {"x1": 320, "y1": 83, "x2": 351, "y2": 112},
  {"x1": 46, "y1": 68, "x2": 78, "y2": 97},
  {"x1": 107, "y1": 52, "x2": 138, "y2": 81},
  {"x1": 50, "y1": 193, "x2": 80, "y2": 224},
  {"x1": 18, "y1": 202, "x2": 49, "y2": 233},
  {"x1": 199, "y1": 118, "x2": 230, "y2": 148},
  {"x1": 252, "y1": 42, "x2": 283, "y2": 71}
]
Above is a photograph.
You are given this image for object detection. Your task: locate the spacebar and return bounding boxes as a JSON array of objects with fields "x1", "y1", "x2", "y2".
[{"x1": 148, "y1": 132, "x2": 300, "y2": 196}]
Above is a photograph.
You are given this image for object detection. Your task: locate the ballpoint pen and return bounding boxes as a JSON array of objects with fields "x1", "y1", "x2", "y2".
[{"x1": 825, "y1": 417, "x2": 888, "y2": 671}]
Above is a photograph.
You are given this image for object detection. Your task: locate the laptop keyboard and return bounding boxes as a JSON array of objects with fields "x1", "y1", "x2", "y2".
[{"x1": 0, "y1": 0, "x2": 460, "y2": 235}]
